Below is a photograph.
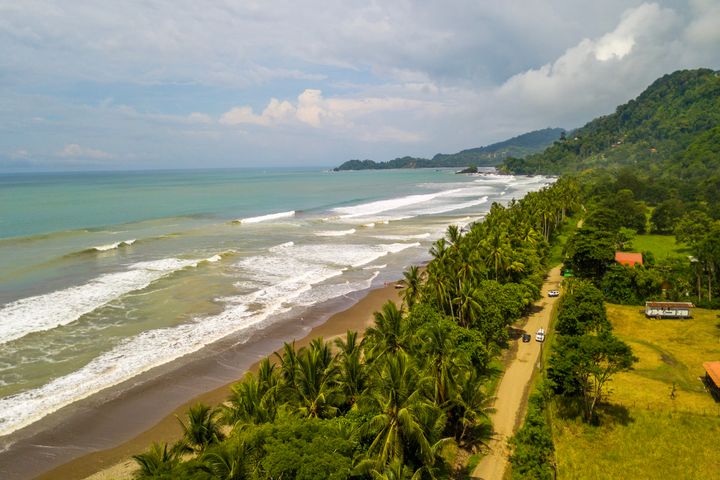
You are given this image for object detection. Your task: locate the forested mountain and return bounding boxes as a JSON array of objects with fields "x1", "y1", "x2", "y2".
[
  {"x1": 334, "y1": 127, "x2": 563, "y2": 171},
  {"x1": 503, "y1": 69, "x2": 720, "y2": 184}
]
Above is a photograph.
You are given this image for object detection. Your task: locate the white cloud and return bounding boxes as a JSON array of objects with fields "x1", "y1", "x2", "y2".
[
  {"x1": 219, "y1": 89, "x2": 434, "y2": 136},
  {"x1": 686, "y1": 0, "x2": 720, "y2": 46},
  {"x1": 1, "y1": 1, "x2": 720, "y2": 170},
  {"x1": 219, "y1": 106, "x2": 268, "y2": 126},
  {"x1": 495, "y1": 3, "x2": 684, "y2": 126},
  {"x1": 58, "y1": 144, "x2": 112, "y2": 159}
]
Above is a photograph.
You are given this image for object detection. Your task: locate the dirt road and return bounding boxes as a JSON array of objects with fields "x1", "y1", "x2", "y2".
[{"x1": 471, "y1": 266, "x2": 562, "y2": 480}]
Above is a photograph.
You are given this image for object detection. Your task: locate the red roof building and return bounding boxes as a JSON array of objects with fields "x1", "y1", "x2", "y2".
[
  {"x1": 615, "y1": 252, "x2": 643, "y2": 267},
  {"x1": 703, "y1": 361, "x2": 720, "y2": 400}
]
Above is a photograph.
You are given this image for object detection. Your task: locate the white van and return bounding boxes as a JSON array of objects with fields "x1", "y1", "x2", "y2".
[{"x1": 535, "y1": 328, "x2": 545, "y2": 342}]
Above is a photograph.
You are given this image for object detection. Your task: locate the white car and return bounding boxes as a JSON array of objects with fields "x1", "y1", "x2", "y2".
[
  {"x1": 535, "y1": 328, "x2": 545, "y2": 342},
  {"x1": 548, "y1": 290, "x2": 560, "y2": 297}
]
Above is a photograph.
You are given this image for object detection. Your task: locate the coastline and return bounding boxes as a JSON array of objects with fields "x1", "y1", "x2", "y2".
[{"x1": 20, "y1": 282, "x2": 401, "y2": 480}]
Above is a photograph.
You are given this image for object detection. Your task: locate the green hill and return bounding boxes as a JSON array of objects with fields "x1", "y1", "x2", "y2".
[
  {"x1": 502, "y1": 68, "x2": 720, "y2": 181},
  {"x1": 333, "y1": 127, "x2": 563, "y2": 171}
]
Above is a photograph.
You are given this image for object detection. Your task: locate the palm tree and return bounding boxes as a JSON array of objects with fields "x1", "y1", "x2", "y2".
[
  {"x1": 417, "y1": 321, "x2": 466, "y2": 407},
  {"x1": 400, "y1": 265, "x2": 424, "y2": 310},
  {"x1": 132, "y1": 441, "x2": 184, "y2": 478},
  {"x1": 256, "y1": 357, "x2": 279, "y2": 395},
  {"x1": 445, "y1": 224, "x2": 462, "y2": 247},
  {"x1": 362, "y1": 352, "x2": 435, "y2": 469},
  {"x1": 483, "y1": 231, "x2": 510, "y2": 281},
  {"x1": 198, "y1": 440, "x2": 254, "y2": 480},
  {"x1": 292, "y1": 338, "x2": 340, "y2": 418},
  {"x1": 275, "y1": 341, "x2": 299, "y2": 396},
  {"x1": 222, "y1": 374, "x2": 277, "y2": 427},
  {"x1": 177, "y1": 403, "x2": 225, "y2": 452},
  {"x1": 452, "y1": 370, "x2": 492, "y2": 445},
  {"x1": 364, "y1": 301, "x2": 409, "y2": 362},
  {"x1": 452, "y1": 282, "x2": 481, "y2": 328},
  {"x1": 335, "y1": 330, "x2": 367, "y2": 409}
]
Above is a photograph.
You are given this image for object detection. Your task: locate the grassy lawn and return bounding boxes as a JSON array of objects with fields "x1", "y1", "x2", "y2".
[
  {"x1": 632, "y1": 234, "x2": 690, "y2": 261},
  {"x1": 552, "y1": 304, "x2": 720, "y2": 479}
]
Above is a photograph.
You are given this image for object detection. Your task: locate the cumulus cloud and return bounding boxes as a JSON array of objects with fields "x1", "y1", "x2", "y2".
[
  {"x1": 2, "y1": 1, "x2": 720, "y2": 170},
  {"x1": 686, "y1": 0, "x2": 720, "y2": 46},
  {"x1": 494, "y1": 3, "x2": 689, "y2": 127},
  {"x1": 219, "y1": 89, "x2": 434, "y2": 139},
  {"x1": 58, "y1": 144, "x2": 112, "y2": 159}
]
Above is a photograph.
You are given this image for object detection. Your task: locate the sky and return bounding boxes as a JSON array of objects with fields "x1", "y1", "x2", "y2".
[{"x1": 1, "y1": 0, "x2": 719, "y2": 171}]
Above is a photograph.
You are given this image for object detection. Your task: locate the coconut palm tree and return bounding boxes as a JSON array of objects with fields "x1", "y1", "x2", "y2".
[
  {"x1": 256, "y1": 357, "x2": 279, "y2": 395},
  {"x1": 452, "y1": 282, "x2": 481, "y2": 328},
  {"x1": 222, "y1": 374, "x2": 277, "y2": 427},
  {"x1": 417, "y1": 321, "x2": 466, "y2": 407},
  {"x1": 483, "y1": 231, "x2": 511, "y2": 281},
  {"x1": 275, "y1": 341, "x2": 299, "y2": 398},
  {"x1": 132, "y1": 441, "x2": 184, "y2": 478},
  {"x1": 452, "y1": 370, "x2": 492, "y2": 445},
  {"x1": 292, "y1": 338, "x2": 340, "y2": 418},
  {"x1": 400, "y1": 265, "x2": 424, "y2": 310},
  {"x1": 364, "y1": 301, "x2": 409, "y2": 362},
  {"x1": 177, "y1": 403, "x2": 225, "y2": 453},
  {"x1": 198, "y1": 440, "x2": 254, "y2": 480},
  {"x1": 335, "y1": 330, "x2": 367, "y2": 409},
  {"x1": 362, "y1": 352, "x2": 435, "y2": 469}
]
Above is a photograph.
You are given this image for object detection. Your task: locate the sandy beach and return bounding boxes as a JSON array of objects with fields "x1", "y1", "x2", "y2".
[{"x1": 0, "y1": 283, "x2": 400, "y2": 480}]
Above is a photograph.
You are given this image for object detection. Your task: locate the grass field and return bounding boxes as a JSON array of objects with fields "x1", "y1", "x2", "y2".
[
  {"x1": 552, "y1": 304, "x2": 720, "y2": 479},
  {"x1": 632, "y1": 234, "x2": 689, "y2": 261}
]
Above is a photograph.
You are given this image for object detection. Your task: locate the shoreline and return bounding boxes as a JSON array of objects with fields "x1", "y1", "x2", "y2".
[{"x1": 16, "y1": 282, "x2": 401, "y2": 480}]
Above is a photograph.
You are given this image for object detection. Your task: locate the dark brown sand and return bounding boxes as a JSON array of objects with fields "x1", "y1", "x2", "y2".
[{"x1": 0, "y1": 283, "x2": 400, "y2": 480}]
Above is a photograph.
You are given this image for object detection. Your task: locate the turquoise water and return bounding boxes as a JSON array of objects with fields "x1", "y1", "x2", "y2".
[{"x1": 0, "y1": 167, "x2": 552, "y2": 439}]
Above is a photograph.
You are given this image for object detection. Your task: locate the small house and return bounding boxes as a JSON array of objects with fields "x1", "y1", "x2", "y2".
[
  {"x1": 615, "y1": 252, "x2": 643, "y2": 267},
  {"x1": 703, "y1": 361, "x2": 720, "y2": 401},
  {"x1": 645, "y1": 301, "x2": 693, "y2": 319}
]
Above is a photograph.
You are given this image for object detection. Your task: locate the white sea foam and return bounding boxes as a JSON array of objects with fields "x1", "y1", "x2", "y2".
[
  {"x1": 415, "y1": 196, "x2": 489, "y2": 216},
  {"x1": 0, "y1": 258, "x2": 202, "y2": 346},
  {"x1": 235, "y1": 210, "x2": 295, "y2": 224},
  {"x1": 372, "y1": 233, "x2": 432, "y2": 241},
  {"x1": 363, "y1": 264, "x2": 387, "y2": 270},
  {"x1": 269, "y1": 241, "x2": 294, "y2": 252},
  {"x1": 315, "y1": 229, "x2": 356, "y2": 237},
  {"x1": 333, "y1": 190, "x2": 462, "y2": 219},
  {"x1": 0, "y1": 260, "x2": 385, "y2": 437},
  {"x1": 92, "y1": 239, "x2": 136, "y2": 251}
]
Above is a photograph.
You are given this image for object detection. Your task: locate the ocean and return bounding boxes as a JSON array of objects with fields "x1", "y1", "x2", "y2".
[{"x1": 0, "y1": 167, "x2": 552, "y2": 445}]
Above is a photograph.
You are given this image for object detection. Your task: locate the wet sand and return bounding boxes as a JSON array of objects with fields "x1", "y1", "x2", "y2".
[{"x1": 0, "y1": 283, "x2": 401, "y2": 480}]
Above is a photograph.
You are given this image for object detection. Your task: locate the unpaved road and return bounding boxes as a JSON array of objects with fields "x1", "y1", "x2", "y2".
[{"x1": 471, "y1": 266, "x2": 562, "y2": 480}]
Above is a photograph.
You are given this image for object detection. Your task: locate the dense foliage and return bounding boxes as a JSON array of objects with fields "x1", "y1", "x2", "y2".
[
  {"x1": 132, "y1": 179, "x2": 577, "y2": 479},
  {"x1": 334, "y1": 128, "x2": 563, "y2": 170},
  {"x1": 503, "y1": 69, "x2": 720, "y2": 182},
  {"x1": 509, "y1": 386, "x2": 555, "y2": 480},
  {"x1": 548, "y1": 281, "x2": 637, "y2": 423},
  {"x1": 502, "y1": 69, "x2": 720, "y2": 307}
]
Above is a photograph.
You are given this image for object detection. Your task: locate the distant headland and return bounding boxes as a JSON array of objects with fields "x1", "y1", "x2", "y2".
[{"x1": 333, "y1": 127, "x2": 564, "y2": 171}]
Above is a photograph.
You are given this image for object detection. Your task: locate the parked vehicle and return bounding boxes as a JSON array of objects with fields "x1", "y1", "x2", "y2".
[
  {"x1": 548, "y1": 290, "x2": 560, "y2": 297},
  {"x1": 535, "y1": 328, "x2": 545, "y2": 342},
  {"x1": 522, "y1": 333, "x2": 531, "y2": 343}
]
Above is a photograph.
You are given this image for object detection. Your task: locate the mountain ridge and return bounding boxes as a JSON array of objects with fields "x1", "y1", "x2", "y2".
[{"x1": 333, "y1": 127, "x2": 564, "y2": 171}]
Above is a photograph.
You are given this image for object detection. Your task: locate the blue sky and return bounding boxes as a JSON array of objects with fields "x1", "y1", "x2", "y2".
[{"x1": 1, "y1": 0, "x2": 718, "y2": 171}]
